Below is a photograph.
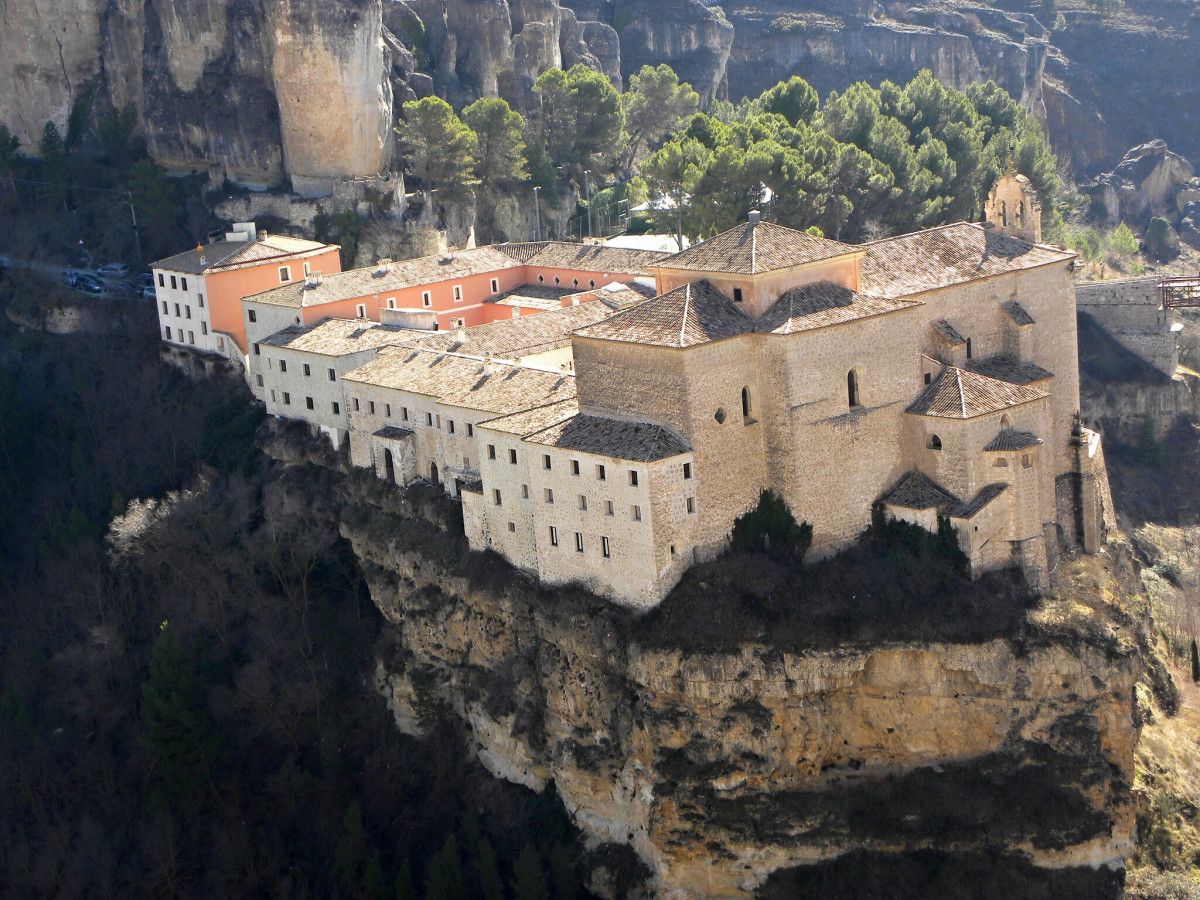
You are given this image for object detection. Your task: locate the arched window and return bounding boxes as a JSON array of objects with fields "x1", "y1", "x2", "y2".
[
  {"x1": 927, "y1": 434, "x2": 942, "y2": 450},
  {"x1": 1000, "y1": 199, "x2": 1008, "y2": 227},
  {"x1": 1000, "y1": 414, "x2": 1013, "y2": 431},
  {"x1": 430, "y1": 461, "x2": 439, "y2": 483},
  {"x1": 965, "y1": 337, "x2": 973, "y2": 360},
  {"x1": 847, "y1": 370, "x2": 860, "y2": 408},
  {"x1": 1017, "y1": 200, "x2": 1026, "y2": 227},
  {"x1": 384, "y1": 448, "x2": 395, "y2": 483}
]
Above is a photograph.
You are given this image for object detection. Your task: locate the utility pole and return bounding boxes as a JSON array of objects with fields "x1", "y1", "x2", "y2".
[
  {"x1": 583, "y1": 170, "x2": 593, "y2": 240},
  {"x1": 532, "y1": 185, "x2": 541, "y2": 241}
]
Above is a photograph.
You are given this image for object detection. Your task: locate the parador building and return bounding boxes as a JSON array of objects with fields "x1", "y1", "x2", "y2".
[{"x1": 152, "y1": 169, "x2": 1110, "y2": 608}]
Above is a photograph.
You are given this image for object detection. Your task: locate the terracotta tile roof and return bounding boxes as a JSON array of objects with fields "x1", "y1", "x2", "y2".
[
  {"x1": 399, "y1": 296, "x2": 640, "y2": 360},
  {"x1": 1002, "y1": 300, "x2": 1035, "y2": 325},
  {"x1": 486, "y1": 284, "x2": 576, "y2": 310},
  {"x1": 946, "y1": 483, "x2": 1010, "y2": 519},
  {"x1": 478, "y1": 399, "x2": 580, "y2": 436},
  {"x1": 153, "y1": 234, "x2": 332, "y2": 275},
  {"x1": 932, "y1": 319, "x2": 967, "y2": 345},
  {"x1": 860, "y1": 223, "x2": 1073, "y2": 297},
  {"x1": 983, "y1": 430, "x2": 1043, "y2": 451},
  {"x1": 374, "y1": 425, "x2": 415, "y2": 440},
  {"x1": 655, "y1": 220, "x2": 857, "y2": 275},
  {"x1": 458, "y1": 479, "x2": 484, "y2": 494},
  {"x1": 573, "y1": 280, "x2": 751, "y2": 348},
  {"x1": 524, "y1": 414, "x2": 690, "y2": 462},
  {"x1": 259, "y1": 318, "x2": 420, "y2": 355},
  {"x1": 756, "y1": 281, "x2": 920, "y2": 334},
  {"x1": 246, "y1": 247, "x2": 522, "y2": 308},
  {"x1": 906, "y1": 367, "x2": 1048, "y2": 419},
  {"x1": 881, "y1": 471, "x2": 960, "y2": 510},
  {"x1": 344, "y1": 348, "x2": 575, "y2": 415},
  {"x1": 966, "y1": 355, "x2": 1054, "y2": 385},
  {"x1": 517, "y1": 242, "x2": 668, "y2": 276}
]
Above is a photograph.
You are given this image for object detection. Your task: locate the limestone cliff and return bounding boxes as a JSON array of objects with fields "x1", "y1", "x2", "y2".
[{"x1": 247, "y1": 418, "x2": 1142, "y2": 899}]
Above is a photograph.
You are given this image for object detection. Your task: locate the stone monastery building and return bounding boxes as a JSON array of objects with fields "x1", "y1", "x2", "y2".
[{"x1": 154, "y1": 177, "x2": 1107, "y2": 609}]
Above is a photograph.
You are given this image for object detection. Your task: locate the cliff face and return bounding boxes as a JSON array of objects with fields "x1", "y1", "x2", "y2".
[{"x1": 329, "y1": 481, "x2": 1142, "y2": 897}]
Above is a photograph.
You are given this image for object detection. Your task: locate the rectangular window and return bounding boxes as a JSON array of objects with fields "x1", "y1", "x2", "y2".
[
  {"x1": 686, "y1": 497, "x2": 695, "y2": 514},
  {"x1": 545, "y1": 489, "x2": 554, "y2": 504},
  {"x1": 629, "y1": 470, "x2": 639, "y2": 487},
  {"x1": 578, "y1": 495, "x2": 587, "y2": 511},
  {"x1": 732, "y1": 287, "x2": 743, "y2": 303},
  {"x1": 332, "y1": 401, "x2": 340, "y2": 415},
  {"x1": 549, "y1": 526, "x2": 558, "y2": 547},
  {"x1": 422, "y1": 291, "x2": 431, "y2": 307},
  {"x1": 267, "y1": 358, "x2": 272, "y2": 370},
  {"x1": 282, "y1": 392, "x2": 291, "y2": 405},
  {"x1": 279, "y1": 359, "x2": 287, "y2": 373},
  {"x1": 157, "y1": 273, "x2": 164, "y2": 287},
  {"x1": 248, "y1": 309, "x2": 257, "y2": 323},
  {"x1": 163, "y1": 326, "x2": 171, "y2": 340},
  {"x1": 185, "y1": 306, "x2": 191, "y2": 319},
  {"x1": 368, "y1": 401, "x2": 375, "y2": 415},
  {"x1": 254, "y1": 343, "x2": 261, "y2": 355},
  {"x1": 356, "y1": 303, "x2": 366, "y2": 318},
  {"x1": 493, "y1": 489, "x2": 502, "y2": 506},
  {"x1": 386, "y1": 297, "x2": 395, "y2": 309},
  {"x1": 188, "y1": 331, "x2": 194, "y2": 344},
  {"x1": 631, "y1": 505, "x2": 641, "y2": 521},
  {"x1": 198, "y1": 294, "x2": 204, "y2": 308},
  {"x1": 171, "y1": 275, "x2": 177, "y2": 290},
  {"x1": 201, "y1": 322, "x2": 207, "y2": 335},
  {"x1": 271, "y1": 390, "x2": 276, "y2": 402},
  {"x1": 575, "y1": 532, "x2": 584, "y2": 553},
  {"x1": 597, "y1": 464, "x2": 606, "y2": 481},
  {"x1": 174, "y1": 303, "x2": 180, "y2": 316},
  {"x1": 602, "y1": 536, "x2": 611, "y2": 558},
  {"x1": 386, "y1": 404, "x2": 391, "y2": 418},
  {"x1": 448, "y1": 420, "x2": 455, "y2": 434},
  {"x1": 306, "y1": 397, "x2": 314, "y2": 410},
  {"x1": 278, "y1": 266, "x2": 291, "y2": 283},
  {"x1": 161, "y1": 300, "x2": 167, "y2": 314},
  {"x1": 303, "y1": 261, "x2": 311, "y2": 276},
  {"x1": 426, "y1": 412, "x2": 433, "y2": 427},
  {"x1": 507, "y1": 522, "x2": 516, "y2": 533},
  {"x1": 328, "y1": 368, "x2": 336, "y2": 382},
  {"x1": 453, "y1": 285, "x2": 463, "y2": 302},
  {"x1": 303, "y1": 363, "x2": 311, "y2": 376},
  {"x1": 353, "y1": 398, "x2": 360, "y2": 411},
  {"x1": 490, "y1": 278, "x2": 499, "y2": 294},
  {"x1": 436, "y1": 415, "x2": 441, "y2": 429},
  {"x1": 467, "y1": 424, "x2": 474, "y2": 437},
  {"x1": 509, "y1": 448, "x2": 517, "y2": 464},
  {"x1": 521, "y1": 484, "x2": 529, "y2": 499},
  {"x1": 181, "y1": 277, "x2": 188, "y2": 292},
  {"x1": 488, "y1": 444, "x2": 496, "y2": 460},
  {"x1": 256, "y1": 374, "x2": 264, "y2": 387},
  {"x1": 401, "y1": 407, "x2": 408, "y2": 421},
  {"x1": 571, "y1": 460, "x2": 580, "y2": 476},
  {"x1": 683, "y1": 462, "x2": 692, "y2": 479},
  {"x1": 543, "y1": 454, "x2": 551, "y2": 470}
]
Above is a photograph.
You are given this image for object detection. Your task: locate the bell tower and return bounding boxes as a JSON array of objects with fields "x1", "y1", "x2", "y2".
[{"x1": 985, "y1": 156, "x2": 1042, "y2": 244}]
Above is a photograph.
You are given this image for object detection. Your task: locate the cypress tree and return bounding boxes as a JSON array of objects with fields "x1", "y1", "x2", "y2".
[{"x1": 1190, "y1": 639, "x2": 1199, "y2": 683}]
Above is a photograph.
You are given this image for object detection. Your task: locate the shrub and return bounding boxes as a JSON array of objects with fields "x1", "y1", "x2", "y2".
[
  {"x1": 731, "y1": 489, "x2": 813, "y2": 560},
  {"x1": 768, "y1": 15, "x2": 807, "y2": 35}
]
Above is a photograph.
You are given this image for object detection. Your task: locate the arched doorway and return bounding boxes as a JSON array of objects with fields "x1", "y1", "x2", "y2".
[
  {"x1": 384, "y1": 448, "x2": 395, "y2": 483},
  {"x1": 429, "y1": 461, "x2": 439, "y2": 484}
]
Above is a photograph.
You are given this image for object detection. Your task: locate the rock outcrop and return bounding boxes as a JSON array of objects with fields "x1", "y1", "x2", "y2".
[{"x1": 1093, "y1": 141, "x2": 1196, "y2": 227}]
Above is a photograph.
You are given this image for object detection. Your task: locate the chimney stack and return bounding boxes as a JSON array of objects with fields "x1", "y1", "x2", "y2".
[{"x1": 749, "y1": 210, "x2": 761, "y2": 226}]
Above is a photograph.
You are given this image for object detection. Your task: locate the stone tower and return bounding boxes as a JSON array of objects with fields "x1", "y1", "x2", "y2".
[{"x1": 985, "y1": 158, "x2": 1043, "y2": 244}]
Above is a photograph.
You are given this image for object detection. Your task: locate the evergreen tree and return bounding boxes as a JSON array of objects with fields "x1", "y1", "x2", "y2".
[
  {"x1": 1108, "y1": 221, "x2": 1139, "y2": 259},
  {"x1": 534, "y1": 64, "x2": 623, "y2": 176},
  {"x1": 641, "y1": 137, "x2": 708, "y2": 249},
  {"x1": 139, "y1": 620, "x2": 221, "y2": 800},
  {"x1": 1191, "y1": 639, "x2": 1199, "y2": 683},
  {"x1": 620, "y1": 64, "x2": 699, "y2": 173},
  {"x1": 0, "y1": 125, "x2": 21, "y2": 202},
  {"x1": 395, "y1": 859, "x2": 418, "y2": 900},
  {"x1": 478, "y1": 836, "x2": 504, "y2": 900},
  {"x1": 759, "y1": 76, "x2": 820, "y2": 127},
  {"x1": 510, "y1": 843, "x2": 549, "y2": 900},
  {"x1": 425, "y1": 834, "x2": 467, "y2": 900},
  {"x1": 397, "y1": 97, "x2": 478, "y2": 204},
  {"x1": 462, "y1": 97, "x2": 528, "y2": 189},
  {"x1": 38, "y1": 121, "x2": 68, "y2": 209}
]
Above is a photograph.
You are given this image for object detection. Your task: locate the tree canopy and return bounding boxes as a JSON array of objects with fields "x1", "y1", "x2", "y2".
[
  {"x1": 462, "y1": 97, "x2": 527, "y2": 189},
  {"x1": 535, "y1": 64, "x2": 623, "y2": 177},
  {"x1": 620, "y1": 64, "x2": 700, "y2": 173},
  {"x1": 396, "y1": 97, "x2": 477, "y2": 198}
]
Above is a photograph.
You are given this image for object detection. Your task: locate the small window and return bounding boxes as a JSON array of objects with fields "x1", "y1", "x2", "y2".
[
  {"x1": 549, "y1": 526, "x2": 558, "y2": 546},
  {"x1": 181, "y1": 277, "x2": 188, "y2": 292},
  {"x1": 448, "y1": 420, "x2": 455, "y2": 434},
  {"x1": 714, "y1": 408, "x2": 727, "y2": 424},
  {"x1": 271, "y1": 390, "x2": 276, "y2": 401},
  {"x1": 578, "y1": 495, "x2": 588, "y2": 511},
  {"x1": 575, "y1": 532, "x2": 584, "y2": 553},
  {"x1": 545, "y1": 489, "x2": 554, "y2": 504},
  {"x1": 927, "y1": 435, "x2": 942, "y2": 450},
  {"x1": 966, "y1": 337, "x2": 973, "y2": 359},
  {"x1": 255, "y1": 374, "x2": 264, "y2": 387},
  {"x1": 426, "y1": 412, "x2": 433, "y2": 427},
  {"x1": 171, "y1": 275, "x2": 177, "y2": 290},
  {"x1": 332, "y1": 401, "x2": 340, "y2": 415},
  {"x1": 436, "y1": 415, "x2": 441, "y2": 429},
  {"x1": 488, "y1": 444, "x2": 497, "y2": 460},
  {"x1": 537, "y1": 275, "x2": 544, "y2": 284},
  {"x1": 453, "y1": 285, "x2": 463, "y2": 302},
  {"x1": 554, "y1": 277, "x2": 561, "y2": 286},
  {"x1": 467, "y1": 424, "x2": 474, "y2": 437},
  {"x1": 602, "y1": 536, "x2": 611, "y2": 558},
  {"x1": 597, "y1": 464, "x2": 606, "y2": 481},
  {"x1": 571, "y1": 460, "x2": 580, "y2": 476},
  {"x1": 267, "y1": 358, "x2": 272, "y2": 370},
  {"x1": 201, "y1": 322, "x2": 207, "y2": 335},
  {"x1": 157, "y1": 273, "x2": 164, "y2": 287},
  {"x1": 509, "y1": 448, "x2": 517, "y2": 464},
  {"x1": 198, "y1": 294, "x2": 204, "y2": 308},
  {"x1": 924, "y1": 372, "x2": 932, "y2": 385},
  {"x1": 278, "y1": 266, "x2": 291, "y2": 283},
  {"x1": 631, "y1": 505, "x2": 641, "y2": 521},
  {"x1": 629, "y1": 470, "x2": 639, "y2": 487},
  {"x1": 188, "y1": 331, "x2": 194, "y2": 344},
  {"x1": 248, "y1": 309, "x2": 257, "y2": 323},
  {"x1": 1022, "y1": 453, "x2": 1033, "y2": 469},
  {"x1": 605, "y1": 500, "x2": 614, "y2": 516},
  {"x1": 386, "y1": 404, "x2": 391, "y2": 418},
  {"x1": 161, "y1": 300, "x2": 167, "y2": 314},
  {"x1": 683, "y1": 463, "x2": 692, "y2": 480},
  {"x1": 163, "y1": 326, "x2": 171, "y2": 340},
  {"x1": 490, "y1": 278, "x2": 499, "y2": 293},
  {"x1": 279, "y1": 359, "x2": 287, "y2": 373},
  {"x1": 493, "y1": 489, "x2": 502, "y2": 506},
  {"x1": 306, "y1": 396, "x2": 314, "y2": 410},
  {"x1": 847, "y1": 369, "x2": 861, "y2": 408},
  {"x1": 686, "y1": 497, "x2": 695, "y2": 514},
  {"x1": 543, "y1": 454, "x2": 552, "y2": 470},
  {"x1": 589, "y1": 280, "x2": 595, "y2": 288},
  {"x1": 732, "y1": 287, "x2": 743, "y2": 303},
  {"x1": 299, "y1": 363, "x2": 308, "y2": 377},
  {"x1": 282, "y1": 392, "x2": 291, "y2": 405},
  {"x1": 507, "y1": 522, "x2": 516, "y2": 533},
  {"x1": 356, "y1": 303, "x2": 366, "y2": 318},
  {"x1": 994, "y1": 457, "x2": 1009, "y2": 467},
  {"x1": 386, "y1": 297, "x2": 395, "y2": 309},
  {"x1": 174, "y1": 303, "x2": 181, "y2": 317},
  {"x1": 521, "y1": 484, "x2": 529, "y2": 499},
  {"x1": 422, "y1": 291, "x2": 431, "y2": 307},
  {"x1": 402, "y1": 407, "x2": 409, "y2": 421},
  {"x1": 254, "y1": 343, "x2": 261, "y2": 355},
  {"x1": 185, "y1": 306, "x2": 191, "y2": 319},
  {"x1": 573, "y1": 278, "x2": 579, "y2": 287},
  {"x1": 353, "y1": 398, "x2": 360, "y2": 411},
  {"x1": 368, "y1": 401, "x2": 375, "y2": 415},
  {"x1": 303, "y1": 261, "x2": 311, "y2": 276}
]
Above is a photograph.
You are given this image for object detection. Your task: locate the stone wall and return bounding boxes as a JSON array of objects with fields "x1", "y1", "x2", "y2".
[{"x1": 1077, "y1": 277, "x2": 1179, "y2": 378}]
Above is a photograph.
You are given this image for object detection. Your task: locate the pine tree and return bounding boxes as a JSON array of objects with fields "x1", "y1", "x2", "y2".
[
  {"x1": 1190, "y1": 639, "x2": 1198, "y2": 683},
  {"x1": 510, "y1": 843, "x2": 549, "y2": 900},
  {"x1": 478, "y1": 836, "x2": 504, "y2": 900},
  {"x1": 395, "y1": 859, "x2": 418, "y2": 900},
  {"x1": 426, "y1": 835, "x2": 466, "y2": 900}
]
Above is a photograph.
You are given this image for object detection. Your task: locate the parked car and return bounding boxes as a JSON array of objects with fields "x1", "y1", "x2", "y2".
[
  {"x1": 73, "y1": 274, "x2": 105, "y2": 295},
  {"x1": 96, "y1": 263, "x2": 131, "y2": 279}
]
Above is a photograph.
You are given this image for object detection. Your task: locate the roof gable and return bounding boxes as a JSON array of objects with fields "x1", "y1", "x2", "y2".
[
  {"x1": 907, "y1": 366, "x2": 1048, "y2": 419},
  {"x1": 756, "y1": 281, "x2": 920, "y2": 335},
  {"x1": 524, "y1": 414, "x2": 690, "y2": 462},
  {"x1": 655, "y1": 220, "x2": 857, "y2": 275},
  {"x1": 573, "y1": 280, "x2": 752, "y2": 348}
]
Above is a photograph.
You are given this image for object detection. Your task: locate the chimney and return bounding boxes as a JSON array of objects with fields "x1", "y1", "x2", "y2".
[
  {"x1": 455, "y1": 323, "x2": 467, "y2": 343},
  {"x1": 375, "y1": 258, "x2": 392, "y2": 276},
  {"x1": 748, "y1": 210, "x2": 761, "y2": 226}
]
